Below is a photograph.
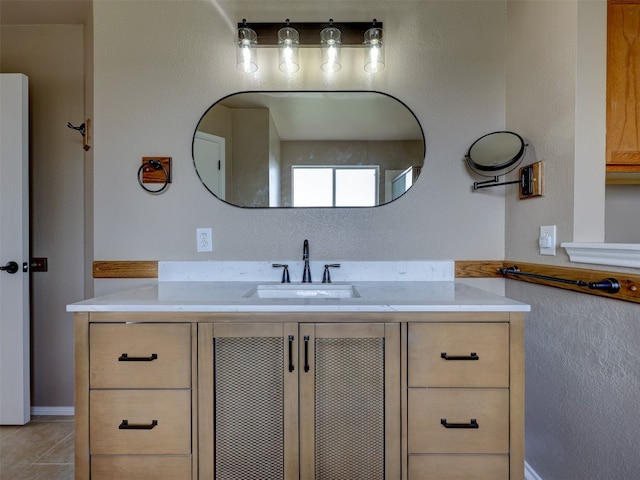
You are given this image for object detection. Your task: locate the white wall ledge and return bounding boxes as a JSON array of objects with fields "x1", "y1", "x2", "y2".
[{"x1": 561, "y1": 243, "x2": 640, "y2": 269}]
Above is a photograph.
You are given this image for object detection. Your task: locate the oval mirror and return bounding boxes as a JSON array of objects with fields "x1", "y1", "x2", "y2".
[
  {"x1": 192, "y1": 91, "x2": 425, "y2": 208},
  {"x1": 466, "y1": 131, "x2": 525, "y2": 174}
]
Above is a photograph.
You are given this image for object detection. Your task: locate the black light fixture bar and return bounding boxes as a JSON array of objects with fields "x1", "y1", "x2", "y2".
[{"x1": 238, "y1": 21, "x2": 382, "y2": 46}]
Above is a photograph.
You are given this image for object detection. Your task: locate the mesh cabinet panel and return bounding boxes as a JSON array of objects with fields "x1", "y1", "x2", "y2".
[
  {"x1": 314, "y1": 337, "x2": 385, "y2": 480},
  {"x1": 214, "y1": 337, "x2": 284, "y2": 480}
]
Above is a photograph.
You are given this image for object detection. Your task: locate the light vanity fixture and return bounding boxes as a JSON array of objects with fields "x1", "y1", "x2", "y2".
[{"x1": 236, "y1": 19, "x2": 383, "y2": 74}]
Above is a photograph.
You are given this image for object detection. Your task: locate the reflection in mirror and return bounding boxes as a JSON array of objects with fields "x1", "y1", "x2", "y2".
[
  {"x1": 466, "y1": 131, "x2": 525, "y2": 172},
  {"x1": 192, "y1": 91, "x2": 425, "y2": 208}
]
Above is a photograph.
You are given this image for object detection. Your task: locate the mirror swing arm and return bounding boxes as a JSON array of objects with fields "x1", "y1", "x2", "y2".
[{"x1": 471, "y1": 175, "x2": 521, "y2": 191}]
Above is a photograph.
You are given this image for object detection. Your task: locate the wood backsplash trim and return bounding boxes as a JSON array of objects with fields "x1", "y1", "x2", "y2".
[
  {"x1": 455, "y1": 260, "x2": 504, "y2": 278},
  {"x1": 91, "y1": 260, "x2": 640, "y2": 304},
  {"x1": 93, "y1": 261, "x2": 158, "y2": 278}
]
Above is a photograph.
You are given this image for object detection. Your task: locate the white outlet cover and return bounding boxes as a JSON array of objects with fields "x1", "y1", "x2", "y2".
[{"x1": 539, "y1": 225, "x2": 556, "y2": 256}]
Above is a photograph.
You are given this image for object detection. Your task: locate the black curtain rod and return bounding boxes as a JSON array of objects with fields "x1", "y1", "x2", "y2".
[{"x1": 499, "y1": 266, "x2": 620, "y2": 294}]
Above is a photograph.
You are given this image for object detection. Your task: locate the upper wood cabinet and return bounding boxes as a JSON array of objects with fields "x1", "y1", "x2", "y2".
[{"x1": 607, "y1": 0, "x2": 640, "y2": 173}]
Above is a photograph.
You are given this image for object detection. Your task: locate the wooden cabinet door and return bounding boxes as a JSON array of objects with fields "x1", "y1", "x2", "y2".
[
  {"x1": 199, "y1": 322, "x2": 400, "y2": 480},
  {"x1": 607, "y1": 0, "x2": 640, "y2": 171},
  {"x1": 198, "y1": 323, "x2": 299, "y2": 480},
  {"x1": 298, "y1": 323, "x2": 400, "y2": 480}
]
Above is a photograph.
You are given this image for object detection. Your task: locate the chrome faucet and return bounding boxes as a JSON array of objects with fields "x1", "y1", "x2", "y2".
[{"x1": 302, "y1": 239, "x2": 311, "y2": 283}]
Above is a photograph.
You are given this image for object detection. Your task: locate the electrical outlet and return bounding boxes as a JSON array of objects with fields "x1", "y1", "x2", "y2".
[
  {"x1": 519, "y1": 161, "x2": 544, "y2": 199},
  {"x1": 539, "y1": 225, "x2": 556, "y2": 256},
  {"x1": 196, "y1": 227, "x2": 212, "y2": 252}
]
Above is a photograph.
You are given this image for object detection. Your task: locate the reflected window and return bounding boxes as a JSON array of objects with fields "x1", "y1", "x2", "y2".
[{"x1": 292, "y1": 166, "x2": 379, "y2": 207}]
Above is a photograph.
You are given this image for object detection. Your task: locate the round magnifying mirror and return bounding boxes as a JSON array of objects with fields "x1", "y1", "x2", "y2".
[{"x1": 466, "y1": 131, "x2": 525, "y2": 175}]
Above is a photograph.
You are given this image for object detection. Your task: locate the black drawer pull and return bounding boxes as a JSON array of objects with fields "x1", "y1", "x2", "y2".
[
  {"x1": 441, "y1": 418, "x2": 479, "y2": 429},
  {"x1": 118, "y1": 353, "x2": 158, "y2": 362},
  {"x1": 441, "y1": 352, "x2": 479, "y2": 361},
  {"x1": 119, "y1": 419, "x2": 158, "y2": 430}
]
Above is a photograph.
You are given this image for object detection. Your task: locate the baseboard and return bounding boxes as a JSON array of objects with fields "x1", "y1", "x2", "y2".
[
  {"x1": 31, "y1": 406, "x2": 75, "y2": 416},
  {"x1": 525, "y1": 461, "x2": 544, "y2": 480}
]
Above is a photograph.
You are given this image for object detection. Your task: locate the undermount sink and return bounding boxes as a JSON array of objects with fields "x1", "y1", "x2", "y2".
[{"x1": 246, "y1": 284, "x2": 360, "y2": 299}]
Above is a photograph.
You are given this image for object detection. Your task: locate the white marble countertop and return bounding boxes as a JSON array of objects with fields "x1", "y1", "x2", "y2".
[
  {"x1": 68, "y1": 261, "x2": 529, "y2": 313},
  {"x1": 67, "y1": 281, "x2": 530, "y2": 313}
]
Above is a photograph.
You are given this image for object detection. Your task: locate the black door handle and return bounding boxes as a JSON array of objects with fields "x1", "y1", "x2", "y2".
[
  {"x1": 304, "y1": 336, "x2": 310, "y2": 372},
  {"x1": 0, "y1": 262, "x2": 19, "y2": 274},
  {"x1": 288, "y1": 335, "x2": 295, "y2": 372}
]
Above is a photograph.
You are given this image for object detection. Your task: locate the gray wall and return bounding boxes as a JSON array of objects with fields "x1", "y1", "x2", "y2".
[
  {"x1": 505, "y1": 2, "x2": 640, "y2": 479},
  {"x1": 0, "y1": 25, "x2": 86, "y2": 408},
  {"x1": 506, "y1": 282, "x2": 640, "y2": 480},
  {"x1": 91, "y1": 0, "x2": 509, "y2": 293}
]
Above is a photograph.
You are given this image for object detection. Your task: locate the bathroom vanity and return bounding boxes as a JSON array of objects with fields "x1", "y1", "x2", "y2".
[{"x1": 69, "y1": 261, "x2": 529, "y2": 480}]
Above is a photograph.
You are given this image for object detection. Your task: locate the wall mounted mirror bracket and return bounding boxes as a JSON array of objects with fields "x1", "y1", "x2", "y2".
[
  {"x1": 472, "y1": 162, "x2": 544, "y2": 199},
  {"x1": 519, "y1": 161, "x2": 544, "y2": 199}
]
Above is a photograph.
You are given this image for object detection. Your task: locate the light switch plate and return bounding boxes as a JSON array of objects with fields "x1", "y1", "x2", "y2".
[{"x1": 539, "y1": 225, "x2": 556, "y2": 256}]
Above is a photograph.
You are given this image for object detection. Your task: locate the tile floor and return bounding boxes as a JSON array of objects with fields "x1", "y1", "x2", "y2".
[{"x1": 0, "y1": 416, "x2": 74, "y2": 479}]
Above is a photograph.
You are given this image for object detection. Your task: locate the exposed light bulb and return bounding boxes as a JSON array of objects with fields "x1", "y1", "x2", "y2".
[
  {"x1": 278, "y1": 23, "x2": 299, "y2": 73},
  {"x1": 321, "y1": 24, "x2": 341, "y2": 73},
  {"x1": 363, "y1": 23, "x2": 384, "y2": 73},
  {"x1": 236, "y1": 23, "x2": 258, "y2": 73}
]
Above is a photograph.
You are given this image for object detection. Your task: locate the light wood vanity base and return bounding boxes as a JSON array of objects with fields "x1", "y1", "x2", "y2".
[{"x1": 74, "y1": 311, "x2": 524, "y2": 480}]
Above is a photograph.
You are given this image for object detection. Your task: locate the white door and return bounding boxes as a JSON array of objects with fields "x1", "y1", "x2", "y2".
[
  {"x1": 193, "y1": 131, "x2": 225, "y2": 199},
  {"x1": 0, "y1": 74, "x2": 30, "y2": 425}
]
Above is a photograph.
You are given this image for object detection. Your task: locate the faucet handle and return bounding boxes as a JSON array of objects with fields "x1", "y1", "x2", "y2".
[
  {"x1": 272, "y1": 264, "x2": 290, "y2": 283},
  {"x1": 322, "y1": 264, "x2": 341, "y2": 283}
]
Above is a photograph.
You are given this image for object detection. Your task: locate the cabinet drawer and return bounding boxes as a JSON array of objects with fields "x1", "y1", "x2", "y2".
[
  {"x1": 91, "y1": 455, "x2": 192, "y2": 480},
  {"x1": 408, "y1": 323, "x2": 509, "y2": 387},
  {"x1": 90, "y1": 390, "x2": 191, "y2": 455},
  {"x1": 90, "y1": 323, "x2": 191, "y2": 388},
  {"x1": 408, "y1": 454, "x2": 509, "y2": 480},
  {"x1": 408, "y1": 389, "x2": 509, "y2": 454}
]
